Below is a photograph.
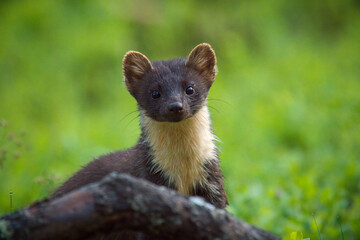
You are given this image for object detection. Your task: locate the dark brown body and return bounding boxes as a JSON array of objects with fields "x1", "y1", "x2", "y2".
[
  {"x1": 52, "y1": 136, "x2": 227, "y2": 240},
  {"x1": 53, "y1": 135, "x2": 227, "y2": 208}
]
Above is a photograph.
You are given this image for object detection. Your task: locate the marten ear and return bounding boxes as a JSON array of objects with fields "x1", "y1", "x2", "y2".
[
  {"x1": 186, "y1": 43, "x2": 217, "y2": 83},
  {"x1": 123, "y1": 51, "x2": 153, "y2": 95}
]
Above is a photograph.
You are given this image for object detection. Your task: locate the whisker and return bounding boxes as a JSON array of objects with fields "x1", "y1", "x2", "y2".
[
  {"x1": 208, "y1": 98, "x2": 232, "y2": 107},
  {"x1": 189, "y1": 103, "x2": 204, "y2": 112},
  {"x1": 124, "y1": 114, "x2": 140, "y2": 130},
  {"x1": 115, "y1": 110, "x2": 138, "y2": 125},
  {"x1": 208, "y1": 105, "x2": 220, "y2": 113}
]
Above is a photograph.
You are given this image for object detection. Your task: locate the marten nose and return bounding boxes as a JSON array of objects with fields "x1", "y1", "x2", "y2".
[{"x1": 168, "y1": 102, "x2": 183, "y2": 113}]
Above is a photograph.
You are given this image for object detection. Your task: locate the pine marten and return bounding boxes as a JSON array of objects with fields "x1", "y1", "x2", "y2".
[{"x1": 53, "y1": 43, "x2": 227, "y2": 212}]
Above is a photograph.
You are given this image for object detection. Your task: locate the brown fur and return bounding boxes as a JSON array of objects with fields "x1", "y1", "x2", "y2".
[{"x1": 52, "y1": 43, "x2": 227, "y2": 240}]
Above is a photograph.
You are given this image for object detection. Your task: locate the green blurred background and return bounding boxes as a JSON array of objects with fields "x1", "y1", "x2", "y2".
[{"x1": 0, "y1": 0, "x2": 359, "y2": 238}]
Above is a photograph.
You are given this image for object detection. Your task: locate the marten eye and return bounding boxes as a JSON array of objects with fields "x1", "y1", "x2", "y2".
[
  {"x1": 186, "y1": 86, "x2": 194, "y2": 95},
  {"x1": 151, "y1": 90, "x2": 160, "y2": 99}
]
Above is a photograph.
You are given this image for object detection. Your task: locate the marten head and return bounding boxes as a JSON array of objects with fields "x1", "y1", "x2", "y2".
[{"x1": 123, "y1": 43, "x2": 217, "y2": 122}]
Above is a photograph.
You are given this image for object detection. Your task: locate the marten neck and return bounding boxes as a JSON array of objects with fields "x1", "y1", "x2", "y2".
[{"x1": 140, "y1": 105, "x2": 217, "y2": 195}]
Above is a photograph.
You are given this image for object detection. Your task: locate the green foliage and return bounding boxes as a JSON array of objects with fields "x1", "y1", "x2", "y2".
[
  {"x1": 0, "y1": 0, "x2": 359, "y2": 239},
  {"x1": 290, "y1": 231, "x2": 303, "y2": 240}
]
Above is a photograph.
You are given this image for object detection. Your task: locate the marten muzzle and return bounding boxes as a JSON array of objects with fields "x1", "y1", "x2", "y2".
[
  {"x1": 164, "y1": 101, "x2": 187, "y2": 122},
  {"x1": 168, "y1": 102, "x2": 183, "y2": 113}
]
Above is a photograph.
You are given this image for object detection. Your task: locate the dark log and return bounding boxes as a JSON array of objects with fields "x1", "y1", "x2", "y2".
[{"x1": 0, "y1": 173, "x2": 281, "y2": 240}]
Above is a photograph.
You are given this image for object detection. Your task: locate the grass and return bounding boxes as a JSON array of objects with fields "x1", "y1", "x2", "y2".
[{"x1": 0, "y1": 0, "x2": 359, "y2": 238}]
